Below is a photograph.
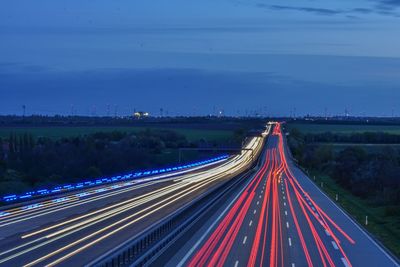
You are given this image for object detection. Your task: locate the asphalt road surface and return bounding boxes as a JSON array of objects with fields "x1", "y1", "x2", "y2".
[
  {"x1": 0, "y1": 134, "x2": 265, "y2": 267},
  {"x1": 161, "y1": 123, "x2": 399, "y2": 267}
]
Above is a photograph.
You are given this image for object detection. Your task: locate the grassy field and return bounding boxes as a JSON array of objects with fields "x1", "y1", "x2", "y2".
[
  {"x1": 308, "y1": 171, "x2": 400, "y2": 258},
  {"x1": 287, "y1": 123, "x2": 400, "y2": 134},
  {"x1": 312, "y1": 143, "x2": 400, "y2": 153},
  {"x1": 0, "y1": 126, "x2": 234, "y2": 143},
  {"x1": 286, "y1": 122, "x2": 400, "y2": 257}
]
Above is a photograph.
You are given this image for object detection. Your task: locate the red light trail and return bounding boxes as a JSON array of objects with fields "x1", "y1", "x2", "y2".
[{"x1": 187, "y1": 122, "x2": 355, "y2": 267}]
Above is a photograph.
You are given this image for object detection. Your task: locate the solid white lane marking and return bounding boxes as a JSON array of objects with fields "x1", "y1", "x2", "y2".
[
  {"x1": 249, "y1": 220, "x2": 253, "y2": 226},
  {"x1": 286, "y1": 222, "x2": 290, "y2": 228},
  {"x1": 243, "y1": 236, "x2": 247, "y2": 245},
  {"x1": 341, "y1": 257, "x2": 350, "y2": 267},
  {"x1": 332, "y1": 241, "x2": 339, "y2": 250},
  {"x1": 254, "y1": 209, "x2": 257, "y2": 214},
  {"x1": 285, "y1": 211, "x2": 288, "y2": 216},
  {"x1": 325, "y1": 230, "x2": 331, "y2": 236},
  {"x1": 234, "y1": 260, "x2": 239, "y2": 267},
  {"x1": 288, "y1": 237, "x2": 292, "y2": 246},
  {"x1": 310, "y1": 174, "x2": 400, "y2": 266},
  {"x1": 177, "y1": 171, "x2": 256, "y2": 267}
]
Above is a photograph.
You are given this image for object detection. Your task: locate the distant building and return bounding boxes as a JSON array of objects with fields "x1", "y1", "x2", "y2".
[{"x1": 133, "y1": 111, "x2": 150, "y2": 119}]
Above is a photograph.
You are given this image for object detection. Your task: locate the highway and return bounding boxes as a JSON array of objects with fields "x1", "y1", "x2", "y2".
[
  {"x1": 1, "y1": 122, "x2": 398, "y2": 267},
  {"x1": 0, "y1": 133, "x2": 265, "y2": 266},
  {"x1": 159, "y1": 123, "x2": 399, "y2": 267}
]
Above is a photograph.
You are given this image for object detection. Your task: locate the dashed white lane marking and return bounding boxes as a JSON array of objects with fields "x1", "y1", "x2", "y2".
[
  {"x1": 249, "y1": 220, "x2": 253, "y2": 226},
  {"x1": 341, "y1": 257, "x2": 350, "y2": 267},
  {"x1": 325, "y1": 230, "x2": 331, "y2": 236},
  {"x1": 177, "y1": 173, "x2": 254, "y2": 267},
  {"x1": 257, "y1": 201, "x2": 259, "y2": 205},
  {"x1": 254, "y1": 209, "x2": 257, "y2": 214},
  {"x1": 284, "y1": 202, "x2": 286, "y2": 206},
  {"x1": 312, "y1": 172, "x2": 399, "y2": 266},
  {"x1": 283, "y1": 196, "x2": 286, "y2": 200},
  {"x1": 243, "y1": 236, "x2": 248, "y2": 245},
  {"x1": 288, "y1": 237, "x2": 292, "y2": 247},
  {"x1": 259, "y1": 195, "x2": 262, "y2": 199},
  {"x1": 234, "y1": 260, "x2": 239, "y2": 267},
  {"x1": 285, "y1": 211, "x2": 288, "y2": 216},
  {"x1": 311, "y1": 207, "x2": 316, "y2": 211},
  {"x1": 286, "y1": 222, "x2": 290, "y2": 228},
  {"x1": 332, "y1": 241, "x2": 339, "y2": 250},
  {"x1": 292, "y1": 264, "x2": 295, "y2": 267}
]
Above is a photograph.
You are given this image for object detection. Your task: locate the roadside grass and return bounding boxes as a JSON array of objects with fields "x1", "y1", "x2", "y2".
[
  {"x1": 309, "y1": 171, "x2": 400, "y2": 258},
  {"x1": 287, "y1": 123, "x2": 400, "y2": 134},
  {"x1": 0, "y1": 126, "x2": 234, "y2": 143},
  {"x1": 287, "y1": 122, "x2": 400, "y2": 257},
  {"x1": 310, "y1": 143, "x2": 400, "y2": 153}
]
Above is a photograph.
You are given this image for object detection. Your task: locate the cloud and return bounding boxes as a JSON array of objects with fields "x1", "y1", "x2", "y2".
[
  {"x1": 373, "y1": 0, "x2": 400, "y2": 13},
  {"x1": 259, "y1": 3, "x2": 399, "y2": 18},
  {"x1": 350, "y1": 8, "x2": 374, "y2": 14},
  {"x1": 379, "y1": 0, "x2": 400, "y2": 7},
  {"x1": 268, "y1": 5, "x2": 342, "y2": 16}
]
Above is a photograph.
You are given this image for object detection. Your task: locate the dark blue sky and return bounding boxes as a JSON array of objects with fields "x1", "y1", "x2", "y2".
[{"x1": 1, "y1": 0, "x2": 400, "y2": 116}]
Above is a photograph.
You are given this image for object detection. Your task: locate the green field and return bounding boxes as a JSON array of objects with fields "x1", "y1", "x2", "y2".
[
  {"x1": 312, "y1": 143, "x2": 400, "y2": 153},
  {"x1": 287, "y1": 123, "x2": 400, "y2": 134},
  {"x1": 0, "y1": 126, "x2": 233, "y2": 143},
  {"x1": 309, "y1": 171, "x2": 400, "y2": 257}
]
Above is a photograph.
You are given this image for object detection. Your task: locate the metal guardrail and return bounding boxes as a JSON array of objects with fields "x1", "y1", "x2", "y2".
[
  {"x1": 88, "y1": 164, "x2": 257, "y2": 267},
  {"x1": 88, "y1": 138, "x2": 266, "y2": 267},
  {"x1": 1, "y1": 155, "x2": 229, "y2": 204}
]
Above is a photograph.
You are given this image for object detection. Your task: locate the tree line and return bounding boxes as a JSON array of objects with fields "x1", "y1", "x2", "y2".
[
  {"x1": 0, "y1": 129, "x2": 228, "y2": 196},
  {"x1": 302, "y1": 131, "x2": 400, "y2": 144},
  {"x1": 288, "y1": 128, "x2": 400, "y2": 208}
]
